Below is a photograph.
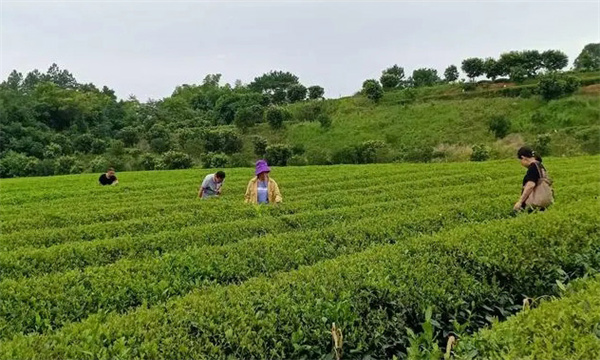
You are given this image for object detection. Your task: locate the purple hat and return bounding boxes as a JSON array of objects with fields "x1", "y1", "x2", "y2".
[{"x1": 255, "y1": 159, "x2": 271, "y2": 176}]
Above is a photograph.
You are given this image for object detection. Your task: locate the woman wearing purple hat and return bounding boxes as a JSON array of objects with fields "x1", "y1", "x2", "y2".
[{"x1": 244, "y1": 160, "x2": 282, "y2": 204}]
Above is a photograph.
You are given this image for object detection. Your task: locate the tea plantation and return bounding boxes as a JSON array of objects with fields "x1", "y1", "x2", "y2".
[{"x1": 0, "y1": 156, "x2": 599, "y2": 359}]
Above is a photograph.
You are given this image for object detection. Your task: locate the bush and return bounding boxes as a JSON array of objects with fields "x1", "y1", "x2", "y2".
[
  {"x1": 161, "y1": 151, "x2": 193, "y2": 170},
  {"x1": 34, "y1": 159, "x2": 56, "y2": 177},
  {"x1": 54, "y1": 156, "x2": 77, "y2": 175},
  {"x1": 332, "y1": 146, "x2": 360, "y2": 164},
  {"x1": 265, "y1": 107, "x2": 286, "y2": 129},
  {"x1": 265, "y1": 144, "x2": 292, "y2": 166},
  {"x1": 287, "y1": 155, "x2": 308, "y2": 166},
  {"x1": 488, "y1": 115, "x2": 511, "y2": 139},
  {"x1": 294, "y1": 101, "x2": 324, "y2": 122},
  {"x1": 317, "y1": 113, "x2": 332, "y2": 128},
  {"x1": 202, "y1": 129, "x2": 243, "y2": 155},
  {"x1": 362, "y1": 79, "x2": 384, "y2": 103},
  {"x1": 403, "y1": 146, "x2": 434, "y2": 163},
  {"x1": 461, "y1": 82, "x2": 477, "y2": 92},
  {"x1": 0, "y1": 151, "x2": 38, "y2": 178},
  {"x1": 252, "y1": 136, "x2": 268, "y2": 157},
  {"x1": 73, "y1": 134, "x2": 94, "y2": 153},
  {"x1": 538, "y1": 73, "x2": 580, "y2": 101},
  {"x1": 202, "y1": 152, "x2": 230, "y2": 169},
  {"x1": 287, "y1": 84, "x2": 307, "y2": 103},
  {"x1": 470, "y1": 144, "x2": 490, "y2": 161},
  {"x1": 305, "y1": 149, "x2": 331, "y2": 165},
  {"x1": 331, "y1": 141, "x2": 389, "y2": 164},
  {"x1": 291, "y1": 144, "x2": 305, "y2": 156},
  {"x1": 90, "y1": 156, "x2": 111, "y2": 173},
  {"x1": 234, "y1": 105, "x2": 263, "y2": 131},
  {"x1": 307, "y1": 85, "x2": 325, "y2": 100},
  {"x1": 43, "y1": 143, "x2": 62, "y2": 159},
  {"x1": 90, "y1": 139, "x2": 107, "y2": 155},
  {"x1": 380, "y1": 73, "x2": 401, "y2": 90},
  {"x1": 229, "y1": 153, "x2": 251, "y2": 168},
  {"x1": 533, "y1": 134, "x2": 551, "y2": 156},
  {"x1": 138, "y1": 153, "x2": 161, "y2": 171}
]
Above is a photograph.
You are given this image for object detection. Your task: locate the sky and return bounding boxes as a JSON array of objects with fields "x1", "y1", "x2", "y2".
[{"x1": 1, "y1": 0, "x2": 599, "y2": 101}]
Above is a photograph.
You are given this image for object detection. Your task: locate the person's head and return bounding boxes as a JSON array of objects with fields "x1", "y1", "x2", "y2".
[
  {"x1": 255, "y1": 159, "x2": 270, "y2": 181},
  {"x1": 106, "y1": 167, "x2": 115, "y2": 177},
  {"x1": 214, "y1": 171, "x2": 226, "y2": 183},
  {"x1": 517, "y1": 146, "x2": 542, "y2": 167}
]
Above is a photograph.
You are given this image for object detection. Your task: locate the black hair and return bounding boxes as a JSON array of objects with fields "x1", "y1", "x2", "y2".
[
  {"x1": 517, "y1": 146, "x2": 542, "y2": 162},
  {"x1": 215, "y1": 171, "x2": 226, "y2": 179}
]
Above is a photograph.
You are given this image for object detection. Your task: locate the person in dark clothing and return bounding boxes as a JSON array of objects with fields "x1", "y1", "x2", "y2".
[
  {"x1": 99, "y1": 168, "x2": 118, "y2": 186},
  {"x1": 513, "y1": 146, "x2": 548, "y2": 212}
]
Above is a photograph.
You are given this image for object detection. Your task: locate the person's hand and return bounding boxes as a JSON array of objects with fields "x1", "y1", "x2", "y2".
[{"x1": 513, "y1": 201, "x2": 523, "y2": 212}]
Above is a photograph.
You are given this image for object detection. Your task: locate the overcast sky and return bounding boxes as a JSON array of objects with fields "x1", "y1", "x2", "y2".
[{"x1": 1, "y1": 1, "x2": 598, "y2": 100}]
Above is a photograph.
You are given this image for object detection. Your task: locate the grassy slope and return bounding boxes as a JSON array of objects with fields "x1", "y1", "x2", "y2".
[{"x1": 246, "y1": 86, "x2": 600, "y2": 161}]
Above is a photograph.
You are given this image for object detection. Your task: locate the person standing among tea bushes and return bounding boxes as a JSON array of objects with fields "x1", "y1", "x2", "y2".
[
  {"x1": 199, "y1": 171, "x2": 226, "y2": 199},
  {"x1": 99, "y1": 167, "x2": 119, "y2": 186},
  {"x1": 244, "y1": 160, "x2": 282, "y2": 204},
  {"x1": 513, "y1": 146, "x2": 553, "y2": 212}
]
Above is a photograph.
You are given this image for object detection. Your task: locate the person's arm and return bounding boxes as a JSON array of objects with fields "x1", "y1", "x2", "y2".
[
  {"x1": 198, "y1": 187, "x2": 204, "y2": 198},
  {"x1": 514, "y1": 181, "x2": 536, "y2": 211},
  {"x1": 112, "y1": 178, "x2": 119, "y2": 186}
]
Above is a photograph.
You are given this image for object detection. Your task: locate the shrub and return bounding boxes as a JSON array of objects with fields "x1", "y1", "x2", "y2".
[
  {"x1": 307, "y1": 85, "x2": 324, "y2": 100},
  {"x1": 90, "y1": 156, "x2": 111, "y2": 173},
  {"x1": 537, "y1": 73, "x2": 580, "y2": 101},
  {"x1": 234, "y1": 105, "x2": 263, "y2": 131},
  {"x1": 265, "y1": 144, "x2": 293, "y2": 166},
  {"x1": 0, "y1": 151, "x2": 38, "y2": 178},
  {"x1": 461, "y1": 82, "x2": 477, "y2": 92},
  {"x1": 202, "y1": 152, "x2": 229, "y2": 168},
  {"x1": 287, "y1": 155, "x2": 308, "y2": 166},
  {"x1": 533, "y1": 134, "x2": 551, "y2": 156},
  {"x1": 228, "y1": 153, "x2": 251, "y2": 168},
  {"x1": 305, "y1": 149, "x2": 331, "y2": 165},
  {"x1": 380, "y1": 73, "x2": 401, "y2": 90},
  {"x1": 470, "y1": 144, "x2": 490, "y2": 161},
  {"x1": 488, "y1": 115, "x2": 511, "y2": 139},
  {"x1": 34, "y1": 159, "x2": 56, "y2": 177},
  {"x1": 54, "y1": 156, "x2": 77, "y2": 175},
  {"x1": 43, "y1": 143, "x2": 62, "y2": 159},
  {"x1": 294, "y1": 101, "x2": 324, "y2": 122},
  {"x1": 252, "y1": 136, "x2": 268, "y2": 157},
  {"x1": 287, "y1": 84, "x2": 307, "y2": 103},
  {"x1": 362, "y1": 79, "x2": 384, "y2": 103},
  {"x1": 161, "y1": 151, "x2": 193, "y2": 170},
  {"x1": 530, "y1": 111, "x2": 547, "y2": 125},
  {"x1": 317, "y1": 113, "x2": 332, "y2": 128},
  {"x1": 403, "y1": 146, "x2": 434, "y2": 163},
  {"x1": 138, "y1": 153, "x2": 161, "y2": 171},
  {"x1": 202, "y1": 129, "x2": 243, "y2": 154},
  {"x1": 291, "y1": 144, "x2": 305, "y2": 155},
  {"x1": 265, "y1": 107, "x2": 286, "y2": 129}
]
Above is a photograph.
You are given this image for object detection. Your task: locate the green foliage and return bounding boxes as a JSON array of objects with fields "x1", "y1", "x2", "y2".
[
  {"x1": 265, "y1": 107, "x2": 287, "y2": 129},
  {"x1": 461, "y1": 58, "x2": 485, "y2": 81},
  {"x1": 533, "y1": 134, "x2": 551, "y2": 156},
  {"x1": 483, "y1": 57, "x2": 502, "y2": 80},
  {"x1": 202, "y1": 128, "x2": 243, "y2": 154},
  {"x1": 287, "y1": 84, "x2": 307, "y2": 103},
  {"x1": 234, "y1": 105, "x2": 264, "y2": 131},
  {"x1": 470, "y1": 144, "x2": 490, "y2": 161},
  {"x1": 443, "y1": 65, "x2": 459, "y2": 83},
  {"x1": 90, "y1": 156, "x2": 111, "y2": 172},
  {"x1": 538, "y1": 73, "x2": 581, "y2": 101},
  {"x1": 252, "y1": 135, "x2": 268, "y2": 157},
  {"x1": 362, "y1": 79, "x2": 384, "y2": 102},
  {"x1": 0, "y1": 151, "x2": 38, "y2": 177},
  {"x1": 161, "y1": 151, "x2": 193, "y2": 170},
  {"x1": 264, "y1": 143, "x2": 292, "y2": 166},
  {"x1": 317, "y1": 113, "x2": 332, "y2": 128},
  {"x1": 380, "y1": 73, "x2": 401, "y2": 89},
  {"x1": 411, "y1": 68, "x2": 441, "y2": 87},
  {"x1": 202, "y1": 152, "x2": 229, "y2": 168},
  {"x1": 286, "y1": 154, "x2": 308, "y2": 166},
  {"x1": 541, "y1": 50, "x2": 569, "y2": 71},
  {"x1": 307, "y1": 85, "x2": 325, "y2": 100},
  {"x1": 574, "y1": 43, "x2": 600, "y2": 72},
  {"x1": 138, "y1": 153, "x2": 161, "y2": 170},
  {"x1": 488, "y1": 115, "x2": 511, "y2": 139},
  {"x1": 53, "y1": 155, "x2": 77, "y2": 175}
]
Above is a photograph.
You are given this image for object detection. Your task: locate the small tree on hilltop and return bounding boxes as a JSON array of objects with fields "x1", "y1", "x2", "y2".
[
  {"x1": 461, "y1": 58, "x2": 485, "y2": 82},
  {"x1": 380, "y1": 73, "x2": 401, "y2": 90},
  {"x1": 362, "y1": 79, "x2": 383, "y2": 103},
  {"x1": 307, "y1": 85, "x2": 325, "y2": 100},
  {"x1": 411, "y1": 68, "x2": 440, "y2": 87},
  {"x1": 537, "y1": 73, "x2": 580, "y2": 101},
  {"x1": 443, "y1": 65, "x2": 459, "y2": 83},
  {"x1": 541, "y1": 50, "x2": 569, "y2": 72},
  {"x1": 265, "y1": 107, "x2": 286, "y2": 129},
  {"x1": 483, "y1": 58, "x2": 502, "y2": 81},
  {"x1": 574, "y1": 43, "x2": 600, "y2": 72},
  {"x1": 287, "y1": 84, "x2": 307, "y2": 103}
]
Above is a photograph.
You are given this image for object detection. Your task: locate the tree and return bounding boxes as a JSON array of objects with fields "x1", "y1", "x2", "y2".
[
  {"x1": 488, "y1": 115, "x2": 511, "y2": 139},
  {"x1": 541, "y1": 50, "x2": 569, "y2": 72},
  {"x1": 509, "y1": 66, "x2": 527, "y2": 83},
  {"x1": 307, "y1": 85, "x2": 325, "y2": 100},
  {"x1": 361, "y1": 79, "x2": 383, "y2": 102},
  {"x1": 483, "y1": 58, "x2": 502, "y2": 81},
  {"x1": 265, "y1": 107, "x2": 286, "y2": 129},
  {"x1": 74, "y1": 133, "x2": 95, "y2": 153},
  {"x1": 161, "y1": 151, "x2": 193, "y2": 169},
  {"x1": 380, "y1": 73, "x2": 401, "y2": 89},
  {"x1": 252, "y1": 136, "x2": 268, "y2": 156},
  {"x1": 411, "y1": 68, "x2": 440, "y2": 87},
  {"x1": 537, "y1": 73, "x2": 580, "y2": 101},
  {"x1": 234, "y1": 105, "x2": 263, "y2": 131},
  {"x1": 5, "y1": 70, "x2": 23, "y2": 90},
  {"x1": 248, "y1": 71, "x2": 299, "y2": 94},
  {"x1": 574, "y1": 43, "x2": 600, "y2": 72},
  {"x1": 461, "y1": 58, "x2": 485, "y2": 81},
  {"x1": 287, "y1": 84, "x2": 307, "y2": 103},
  {"x1": 443, "y1": 65, "x2": 459, "y2": 83},
  {"x1": 265, "y1": 144, "x2": 292, "y2": 166},
  {"x1": 382, "y1": 65, "x2": 405, "y2": 79},
  {"x1": 520, "y1": 50, "x2": 543, "y2": 77}
]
